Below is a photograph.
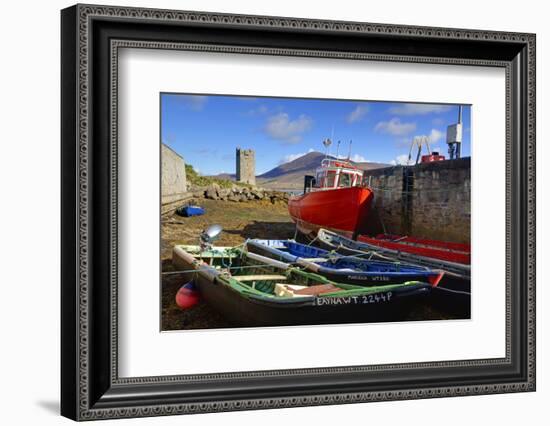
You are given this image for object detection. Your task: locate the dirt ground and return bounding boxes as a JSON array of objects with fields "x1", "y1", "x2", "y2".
[
  {"x1": 161, "y1": 198, "x2": 295, "y2": 259},
  {"x1": 161, "y1": 198, "x2": 296, "y2": 330},
  {"x1": 160, "y1": 198, "x2": 469, "y2": 331}
]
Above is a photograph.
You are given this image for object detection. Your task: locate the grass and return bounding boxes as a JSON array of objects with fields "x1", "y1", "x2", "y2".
[{"x1": 186, "y1": 164, "x2": 253, "y2": 189}]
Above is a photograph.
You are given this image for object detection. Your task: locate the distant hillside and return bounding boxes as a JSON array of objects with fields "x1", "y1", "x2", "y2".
[
  {"x1": 188, "y1": 166, "x2": 250, "y2": 189},
  {"x1": 257, "y1": 151, "x2": 389, "y2": 190},
  {"x1": 211, "y1": 173, "x2": 236, "y2": 181},
  {"x1": 204, "y1": 151, "x2": 390, "y2": 189}
]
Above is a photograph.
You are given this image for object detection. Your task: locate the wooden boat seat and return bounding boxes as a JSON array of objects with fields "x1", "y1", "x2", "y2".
[
  {"x1": 293, "y1": 284, "x2": 339, "y2": 295},
  {"x1": 233, "y1": 274, "x2": 287, "y2": 282}
]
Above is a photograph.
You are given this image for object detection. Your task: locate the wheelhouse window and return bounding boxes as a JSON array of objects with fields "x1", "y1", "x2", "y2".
[
  {"x1": 338, "y1": 173, "x2": 351, "y2": 187},
  {"x1": 315, "y1": 172, "x2": 324, "y2": 188},
  {"x1": 325, "y1": 171, "x2": 336, "y2": 188}
]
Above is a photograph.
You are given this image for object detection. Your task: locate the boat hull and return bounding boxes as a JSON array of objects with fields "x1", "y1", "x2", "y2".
[
  {"x1": 315, "y1": 229, "x2": 471, "y2": 315},
  {"x1": 246, "y1": 239, "x2": 443, "y2": 287},
  {"x1": 359, "y1": 234, "x2": 471, "y2": 265},
  {"x1": 317, "y1": 228, "x2": 470, "y2": 280},
  {"x1": 288, "y1": 186, "x2": 373, "y2": 237},
  {"x1": 172, "y1": 245, "x2": 431, "y2": 327},
  {"x1": 197, "y1": 274, "x2": 430, "y2": 327}
]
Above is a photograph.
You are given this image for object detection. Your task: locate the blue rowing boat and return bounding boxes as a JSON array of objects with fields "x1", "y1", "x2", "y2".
[
  {"x1": 176, "y1": 205, "x2": 205, "y2": 217},
  {"x1": 246, "y1": 239, "x2": 443, "y2": 287}
]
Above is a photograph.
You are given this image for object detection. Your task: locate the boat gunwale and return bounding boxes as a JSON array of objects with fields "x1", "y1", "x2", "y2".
[
  {"x1": 246, "y1": 239, "x2": 438, "y2": 277},
  {"x1": 173, "y1": 244, "x2": 432, "y2": 306}
]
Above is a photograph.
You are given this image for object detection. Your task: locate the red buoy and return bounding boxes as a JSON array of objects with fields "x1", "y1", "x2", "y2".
[{"x1": 175, "y1": 282, "x2": 200, "y2": 309}]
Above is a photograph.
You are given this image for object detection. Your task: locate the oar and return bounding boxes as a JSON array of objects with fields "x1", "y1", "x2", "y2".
[{"x1": 245, "y1": 251, "x2": 290, "y2": 270}]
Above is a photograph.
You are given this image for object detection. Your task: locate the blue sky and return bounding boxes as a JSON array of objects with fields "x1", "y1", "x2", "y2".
[{"x1": 161, "y1": 93, "x2": 471, "y2": 176}]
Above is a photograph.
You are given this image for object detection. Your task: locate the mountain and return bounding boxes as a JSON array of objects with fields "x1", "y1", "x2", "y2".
[
  {"x1": 259, "y1": 151, "x2": 325, "y2": 179},
  {"x1": 211, "y1": 173, "x2": 236, "y2": 180},
  {"x1": 205, "y1": 151, "x2": 390, "y2": 189},
  {"x1": 257, "y1": 151, "x2": 389, "y2": 190}
]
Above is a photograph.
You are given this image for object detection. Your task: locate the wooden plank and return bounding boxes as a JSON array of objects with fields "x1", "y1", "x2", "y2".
[{"x1": 233, "y1": 275, "x2": 287, "y2": 282}]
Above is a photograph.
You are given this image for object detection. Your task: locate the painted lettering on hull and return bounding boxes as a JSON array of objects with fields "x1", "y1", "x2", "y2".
[{"x1": 315, "y1": 292, "x2": 393, "y2": 306}]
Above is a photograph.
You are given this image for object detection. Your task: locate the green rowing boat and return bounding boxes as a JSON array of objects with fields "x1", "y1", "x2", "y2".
[{"x1": 172, "y1": 245, "x2": 432, "y2": 327}]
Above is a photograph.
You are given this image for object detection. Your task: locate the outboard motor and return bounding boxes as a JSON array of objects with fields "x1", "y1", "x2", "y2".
[
  {"x1": 199, "y1": 224, "x2": 223, "y2": 251},
  {"x1": 303, "y1": 175, "x2": 316, "y2": 194}
]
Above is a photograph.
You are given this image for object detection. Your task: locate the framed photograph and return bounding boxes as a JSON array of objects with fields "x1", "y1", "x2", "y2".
[{"x1": 61, "y1": 4, "x2": 536, "y2": 420}]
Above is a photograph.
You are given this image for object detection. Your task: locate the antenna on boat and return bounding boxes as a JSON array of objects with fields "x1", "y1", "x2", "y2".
[
  {"x1": 347, "y1": 140, "x2": 352, "y2": 160},
  {"x1": 336, "y1": 140, "x2": 341, "y2": 158}
]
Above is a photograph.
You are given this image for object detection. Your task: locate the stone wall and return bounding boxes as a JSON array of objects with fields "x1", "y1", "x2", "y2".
[
  {"x1": 189, "y1": 183, "x2": 289, "y2": 204},
  {"x1": 161, "y1": 144, "x2": 188, "y2": 205},
  {"x1": 236, "y1": 148, "x2": 256, "y2": 185},
  {"x1": 361, "y1": 158, "x2": 470, "y2": 243}
]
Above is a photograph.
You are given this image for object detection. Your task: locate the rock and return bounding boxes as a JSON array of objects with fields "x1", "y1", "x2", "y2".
[
  {"x1": 218, "y1": 188, "x2": 230, "y2": 200},
  {"x1": 250, "y1": 189, "x2": 264, "y2": 199},
  {"x1": 205, "y1": 184, "x2": 220, "y2": 200}
]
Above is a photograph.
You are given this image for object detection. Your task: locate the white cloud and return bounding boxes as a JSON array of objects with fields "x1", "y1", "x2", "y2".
[
  {"x1": 375, "y1": 118, "x2": 416, "y2": 136},
  {"x1": 181, "y1": 95, "x2": 208, "y2": 111},
  {"x1": 246, "y1": 104, "x2": 268, "y2": 116},
  {"x1": 336, "y1": 153, "x2": 369, "y2": 163},
  {"x1": 429, "y1": 128, "x2": 445, "y2": 144},
  {"x1": 388, "y1": 104, "x2": 452, "y2": 116},
  {"x1": 346, "y1": 105, "x2": 368, "y2": 123},
  {"x1": 279, "y1": 148, "x2": 315, "y2": 164},
  {"x1": 350, "y1": 154, "x2": 369, "y2": 163},
  {"x1": 264, "y1": 113, "x2": 313, "y2": 143},
  {"x1": 389, "y1": 154, "x2": 410, "y2": 166}
]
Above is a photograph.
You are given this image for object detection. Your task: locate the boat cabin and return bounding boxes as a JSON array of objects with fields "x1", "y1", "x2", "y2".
[{"x1": 313, "y1": 158, "x2": 364, "y2": 190}]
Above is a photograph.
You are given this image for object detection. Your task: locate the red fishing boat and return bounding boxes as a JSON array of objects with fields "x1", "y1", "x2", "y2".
[
  {"x1": 288, "y1": 156, "x2": 373, "y2": 238},
  {"x1": 358, "y1": 234, "x2": 471, "y2": 265}
]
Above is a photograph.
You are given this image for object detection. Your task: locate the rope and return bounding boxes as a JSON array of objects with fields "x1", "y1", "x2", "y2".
[
  {"x1": 161, "y1": 263, "x2": 278, "y2": 276},
  {"x1": 307, "y1": 235, "x2": 319, "y2": 246}
]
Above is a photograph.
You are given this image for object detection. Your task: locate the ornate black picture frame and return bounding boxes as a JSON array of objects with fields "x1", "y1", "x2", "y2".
[{"x1": 61, "y1": 4, "x2": 536, "y2": 421}]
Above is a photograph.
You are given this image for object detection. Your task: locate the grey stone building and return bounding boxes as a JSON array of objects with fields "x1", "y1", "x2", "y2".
[
  {"x1": 236, "y1": 148, "x2": 256, "y2": 185},
  {"x1": 161, "y1": 143, "x2": 187, "y2": 205},
  {"x1": 361, "y1": 158, "x2": 471, "y2": 243}
]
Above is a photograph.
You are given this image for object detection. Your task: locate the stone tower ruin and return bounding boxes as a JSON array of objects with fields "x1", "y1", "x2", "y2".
[{"x1": 236, "y1": 148, "x2": 256, "y2": 185}]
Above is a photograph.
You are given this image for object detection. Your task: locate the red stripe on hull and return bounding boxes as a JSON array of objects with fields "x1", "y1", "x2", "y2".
[
  {"x1": 358, "y1": 235, "x2": 471, "y2": 264},
  {"x1": 375, "y1": 234, "x2": 470, "y2": 253},
  {"x1": 288, "y1": 187, "x2": 373, "y2": 237}
]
